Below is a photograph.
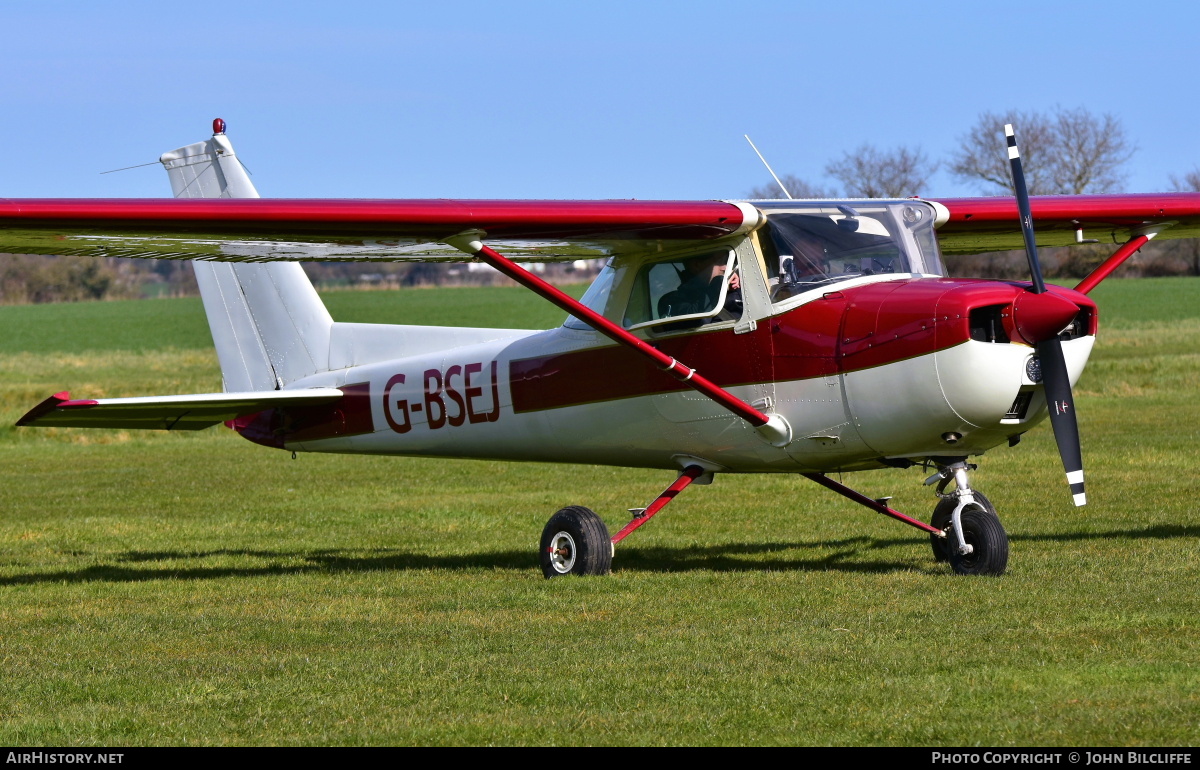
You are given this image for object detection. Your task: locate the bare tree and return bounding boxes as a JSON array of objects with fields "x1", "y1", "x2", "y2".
[
  {"x1": 746, "y1": 173, "x2": 836, "y2": 200},
  {"x1": 950, "y1": 110, "x2": 1057, "y2": 195},
  {"x1": 1169, "y1": 167, "x2": 1200, "y2": 192},
  {"x1": 950, "y1": 107, "x2": 1134, "y2": 195},
  {"x1": 824, "y1": 144, "x2": 937, "y2": 198},
  {"x1": 1051, "y1": 108, "x2": 1135, "y2": 194}
]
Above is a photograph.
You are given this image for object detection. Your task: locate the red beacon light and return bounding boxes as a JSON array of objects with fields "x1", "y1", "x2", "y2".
[{"x1": 212, "y1": 118, "x2": 226, "y2": 135}]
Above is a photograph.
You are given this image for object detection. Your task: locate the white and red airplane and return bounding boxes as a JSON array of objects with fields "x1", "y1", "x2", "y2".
[{"x1": 4, "y1": 120, "x2": 1199, "y2": 577}]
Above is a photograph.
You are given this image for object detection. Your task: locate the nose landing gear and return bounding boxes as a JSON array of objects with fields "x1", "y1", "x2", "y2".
[{"x1": 926, "y1": 461, "x2": 1009, "y2": 576}]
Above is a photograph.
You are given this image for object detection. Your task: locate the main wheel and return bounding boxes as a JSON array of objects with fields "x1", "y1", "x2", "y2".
[
  {"x1": 540, "y1": 506, "x2": 612, "y2": 578},
  {"x1": 930, "y1": 491, "x2": 996, "y2": 563},
  {"x1": 947, "y1": 507, "x2": 1009, "y2": 576}
]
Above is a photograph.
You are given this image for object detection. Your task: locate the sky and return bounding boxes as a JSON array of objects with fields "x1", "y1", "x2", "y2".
[{"x1": 4, "y1": 0, "x2": 1199, "y2": 201}]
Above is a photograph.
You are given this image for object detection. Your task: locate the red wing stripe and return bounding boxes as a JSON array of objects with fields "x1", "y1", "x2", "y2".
[{"x1": 0, "y1": 199, "x2": 748, "y2": 241}]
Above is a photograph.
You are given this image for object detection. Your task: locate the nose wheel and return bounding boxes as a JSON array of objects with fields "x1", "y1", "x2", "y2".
[
  {"x1": 930, "y1": 490, "x2": 997, "y2": 563},
  {"x1": 926, "y1": 462, "x2": 1009, "y2": 576},
  {"x1": 947, "y1": 507, "x2": 1009, "y2": 576}
]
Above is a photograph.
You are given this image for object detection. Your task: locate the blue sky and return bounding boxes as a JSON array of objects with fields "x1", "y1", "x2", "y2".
[{"x1": 4, "y1": 0, "x2": 1198, "y2": 201}]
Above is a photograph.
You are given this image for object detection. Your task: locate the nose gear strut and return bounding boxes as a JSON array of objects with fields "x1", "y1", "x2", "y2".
[
  {"x1": 925, "y1": 460, "x2": 978, "y2": 556},
  {"x1": 925, "y1": 459, "x2": 1009, "y2": 576}
]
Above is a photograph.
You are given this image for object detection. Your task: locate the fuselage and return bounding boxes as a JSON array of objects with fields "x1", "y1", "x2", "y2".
[{"x1": 235, "y1": 274, "x2": 1097, "y2": 475}]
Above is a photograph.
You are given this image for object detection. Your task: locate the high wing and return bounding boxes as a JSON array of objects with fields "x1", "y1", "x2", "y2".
[
  {"x1": 930, "y1": 193, "x2": 1200, "y2": 255},
  {"x1": 0, "y1": 198, "x2": 761, "y2": 261},
  {"x1": 3, "y1": 194, "x2": 1200, "y2": 262},
  {"x1": 17, "y1": 389, "x2": 344, "y2": 430}
]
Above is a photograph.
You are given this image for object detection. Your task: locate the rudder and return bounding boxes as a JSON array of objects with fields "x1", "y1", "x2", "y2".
[{"x1": 159, "y1": 123, "x2": 333, "y2": 391}]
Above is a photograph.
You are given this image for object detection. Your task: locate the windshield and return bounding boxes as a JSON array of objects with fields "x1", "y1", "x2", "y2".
[
  {"x1": 756, "y1": 201, "x2": 943, "y2": 303},
  {"x1": 563, "y1": 260, "x2": 617, "y2": 330}
]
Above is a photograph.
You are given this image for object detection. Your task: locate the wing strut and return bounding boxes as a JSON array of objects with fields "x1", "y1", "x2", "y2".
[
  {"x1": 1073, "y1": 225, "x2": 1170, "y2": 295},
  {"x1": 445, "y1": 231, "x2": 791, "y2": 446}
]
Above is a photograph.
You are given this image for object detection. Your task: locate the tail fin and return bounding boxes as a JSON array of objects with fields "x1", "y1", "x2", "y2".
[{"x1": 159, "y1": 121, "x2": 333, "y2": 391}]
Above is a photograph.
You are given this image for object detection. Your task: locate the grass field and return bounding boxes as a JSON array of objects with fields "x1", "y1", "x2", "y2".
[{"x1": 0, "y1": 278, "x2": 1197, "y2": 746}]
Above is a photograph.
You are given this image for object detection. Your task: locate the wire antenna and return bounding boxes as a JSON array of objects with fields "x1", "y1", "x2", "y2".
[
  {"x1": 743, "y1": 135, "x2": 792, "y2": 200},
  {"x1": 100, "y1": 160, "x2": 161, "y2": 175}
]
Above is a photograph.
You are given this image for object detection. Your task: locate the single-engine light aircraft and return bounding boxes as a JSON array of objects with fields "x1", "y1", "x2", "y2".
[{"x1": 5, "y1": 120, "x2": 1200, "y2": 577}]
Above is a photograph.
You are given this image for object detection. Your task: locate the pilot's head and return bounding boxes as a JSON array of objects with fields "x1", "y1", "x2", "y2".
[{"x1": 683, "y1": 253, "x2": 728, "y2": 282}]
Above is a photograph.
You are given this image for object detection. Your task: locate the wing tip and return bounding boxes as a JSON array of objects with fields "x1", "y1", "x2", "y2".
[
  {"x1": 16, "y1": 391, "x2": 70, "y2": 426},
  {"x1": 15, "y1": 391, "x2": 101, "y2": 427}
]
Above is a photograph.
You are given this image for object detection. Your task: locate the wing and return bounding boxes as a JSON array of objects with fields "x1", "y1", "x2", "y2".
[
  {"x1": 0, "y1": 198, "x2": 761, "y2": 262},
  {"x1": 4, "y1": 193, "x2": 1197, "y2": 262},
  {"x1": 930, "y1": 193, "x2": 1200, "y2": 255},
  {"x1": 17, "y1": 388, "x2": 343, "y2": 430}
]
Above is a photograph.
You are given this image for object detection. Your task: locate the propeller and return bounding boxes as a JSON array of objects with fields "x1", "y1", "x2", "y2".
[{"x1": 1005, "y1": 124, "x2": 1086, "y2": 506}]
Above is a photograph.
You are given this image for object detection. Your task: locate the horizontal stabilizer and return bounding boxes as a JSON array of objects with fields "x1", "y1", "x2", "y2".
[{"x1": 17, "y1": 388, "x2": 344, "y2": 431}]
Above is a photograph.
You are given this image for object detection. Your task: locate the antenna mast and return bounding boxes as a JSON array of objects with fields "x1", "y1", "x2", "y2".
[{"x1": 744, "y1": 135, "x2": 793, "y2": 200}]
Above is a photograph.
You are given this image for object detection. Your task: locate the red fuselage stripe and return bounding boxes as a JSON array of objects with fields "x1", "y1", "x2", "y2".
[
  {"x1": 235, "y1": 382, "x2": 374, "y2": 447},
  {"x1": 476, "y1": 243, "x2": 769, "y2": 426},
  {"x1": 510, "y1": 279, "x2": 1097, "y2": 413}
]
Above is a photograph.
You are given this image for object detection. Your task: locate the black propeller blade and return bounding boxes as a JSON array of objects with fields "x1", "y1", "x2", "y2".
[
  {"x1": 1036, "y1": 337, "x2": 1087, "y2": 505},
  {"x1": 1006, "y1": 124, "x2": 1087, "y2": 506},
  {"x1": 1006, "y1": 125, "x2": 1047, "y2": 296}
]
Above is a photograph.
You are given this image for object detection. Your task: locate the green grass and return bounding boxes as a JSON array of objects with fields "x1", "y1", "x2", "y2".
[
  {"x1": 1086, "y1": 277, "x2": 1200, "y2": 327},
  {"x1": 0, "y1": 278, "x2": 1196, "y2": 745},
  {"x1": 0, "y1": 285, "x2": 585, "y2": 354}
]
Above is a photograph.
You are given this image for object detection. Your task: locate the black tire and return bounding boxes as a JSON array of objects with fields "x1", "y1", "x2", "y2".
[
  {"x1": 930, "y1": 491, "x2": 996, "y2": 563},
  {"x1": 540, "y1": 506, "x2": 612, "y2": 578},
  {"x1": 947, "y1": 507, "x2": 1009, "y2": 576}
]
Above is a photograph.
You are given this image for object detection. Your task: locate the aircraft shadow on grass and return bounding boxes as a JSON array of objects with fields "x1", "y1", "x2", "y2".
[{"x1": 2, "y1": 524, "x2": 1196, "y2": 586}]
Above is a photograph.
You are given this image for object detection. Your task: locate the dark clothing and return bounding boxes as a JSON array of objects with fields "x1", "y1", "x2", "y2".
[{"x1": 658, "y1": 274, "x2": 723, "y2": 319}]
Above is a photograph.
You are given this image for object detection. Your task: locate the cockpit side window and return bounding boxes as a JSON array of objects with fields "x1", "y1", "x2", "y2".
[{"x1": 623, "y1": 250, "x2": 740, "y2": 331}]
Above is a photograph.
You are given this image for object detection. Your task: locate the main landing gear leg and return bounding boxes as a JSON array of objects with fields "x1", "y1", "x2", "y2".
[
  {"x1": 803, "y1": 469, "x2": 1008, "y2": 576},
  {"x1": 539, "y1": 465, "x2": 706, "y2": 578},
  {"x1": 925, "y1": 460, "x2": 1009, "y2": 576}
]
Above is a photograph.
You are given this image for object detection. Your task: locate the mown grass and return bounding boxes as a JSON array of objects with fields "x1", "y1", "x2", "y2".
[{"x1": 0, "y1": 278, "x2": 1196, "y2": 746}]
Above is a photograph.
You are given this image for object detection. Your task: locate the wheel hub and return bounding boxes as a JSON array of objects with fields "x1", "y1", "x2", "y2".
[{"x1": 547, "y1": 531, "x2": 576, "y2": 573}]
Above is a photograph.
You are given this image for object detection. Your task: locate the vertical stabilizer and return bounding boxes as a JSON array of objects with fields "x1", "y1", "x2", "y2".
[
  {"x1": 160, "y1": 122, "x2": 333, "y2": 391},
  {"x1": 159, "y1": 130, "x2": 259, "y2": 199}
]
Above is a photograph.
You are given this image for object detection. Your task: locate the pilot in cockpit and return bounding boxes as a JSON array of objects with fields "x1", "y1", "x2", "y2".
[
  {"x1": 766, "y1": 209, "x2": 903, "y2": 303},
  {"x1": 657, "y1": 252, "x2": 741, "y2": 320},
  {"x1": 779, "y1": 233, "x2": 829, "y2": 285},
  {"x1": 770, "y1": 227, "x2": 832, "y2": 302}
]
